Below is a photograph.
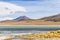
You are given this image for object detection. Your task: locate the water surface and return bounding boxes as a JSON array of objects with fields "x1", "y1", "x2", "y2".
[{"x1": 0, "y1": 25, "x2": 60, "y2": 40}]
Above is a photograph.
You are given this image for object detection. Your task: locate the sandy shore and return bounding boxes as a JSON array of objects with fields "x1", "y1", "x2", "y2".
[{"x1": 0, "y1": 25, "x2": 60, "y2": 28}]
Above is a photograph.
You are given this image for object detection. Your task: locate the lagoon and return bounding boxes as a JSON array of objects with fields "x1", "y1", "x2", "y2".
[{"x1": 0, "y1": 25, "x2": 60, "y2": 40}]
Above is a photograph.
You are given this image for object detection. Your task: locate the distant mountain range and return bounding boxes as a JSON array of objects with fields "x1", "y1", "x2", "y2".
[
  {"x1": 40, "y1": 14, "x2": 60, "y2": 22},
  {"x1": 1, "y1": 14, "x2": 60, "y2": 22},
  {"x1": 1, "y1": 14, "x2": 60, "y2": 25},
  {"x1": 14, "y1": 13, "x2": 60, "y2": 22}
]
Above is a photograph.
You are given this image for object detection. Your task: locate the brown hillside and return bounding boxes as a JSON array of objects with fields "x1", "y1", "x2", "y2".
[
  {"x1": 0, "y1": 20, "x2": 60, "y2": 25},
  {"x1": 40, "y1": 14, "x2": 60, "y2": 22}
]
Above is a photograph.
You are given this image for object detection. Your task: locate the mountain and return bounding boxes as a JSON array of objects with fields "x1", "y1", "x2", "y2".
[
  {"x1": 14, "y1": 16, "x2": 30, "y2": 21},
  {"x1": 40, "y1": 14, "x2": 60, "y2": 22},
  {"x1": 1, "y1": 14, "x2": 60, "y2": 25}
]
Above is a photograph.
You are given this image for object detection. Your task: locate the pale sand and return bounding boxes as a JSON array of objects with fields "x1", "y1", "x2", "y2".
[{"x1": 35, "y1": 38, "x2": 60, "y2": 40}]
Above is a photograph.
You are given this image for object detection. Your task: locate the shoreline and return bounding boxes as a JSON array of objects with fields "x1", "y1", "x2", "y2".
[
  {"x1": 0, "y1": 25, "x2": 60, "y2": 26},
  {"x1": 0, "y1": 25, "x2": 60, "y2": 28}
]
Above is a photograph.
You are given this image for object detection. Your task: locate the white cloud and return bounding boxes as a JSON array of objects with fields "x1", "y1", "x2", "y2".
[
  {"x1": 0, "y1": 2, "x2": 27, "y2": 16},
  {"x1": 0, "y1": 17, "x2": 14, "y2": 21}
]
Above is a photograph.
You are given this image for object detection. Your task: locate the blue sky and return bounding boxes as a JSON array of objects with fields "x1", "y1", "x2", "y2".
[{"x1": 0, "y1": 0, "x2": 60, "y2": 19}]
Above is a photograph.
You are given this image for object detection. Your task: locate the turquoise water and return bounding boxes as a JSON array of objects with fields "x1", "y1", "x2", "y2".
[{"x1": 0, "y1": 25, "x2": 60, "y2": 34}]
